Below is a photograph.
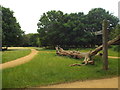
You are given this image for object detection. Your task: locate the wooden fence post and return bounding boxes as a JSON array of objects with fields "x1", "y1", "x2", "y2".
[{"x1": 102, "y1": 19, "x2": 108, "y2": 70}]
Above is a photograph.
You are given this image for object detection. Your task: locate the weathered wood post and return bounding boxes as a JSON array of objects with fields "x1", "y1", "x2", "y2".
[{"x1": 102, "y1": 19, "x2": 108, "y2": 70}]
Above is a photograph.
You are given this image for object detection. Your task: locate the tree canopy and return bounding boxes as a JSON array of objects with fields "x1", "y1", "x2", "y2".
[
  {"x1": 22, "y1": 33, "x2": 40, "y2": 47},
  {"x1": 2, "y1": 6, "x2": 24, "y2": 47},
  {"x1": 37, "y1": 8, "x2": 119, "y2": 48},
  {"x1": 110, "y1": 24, "x2": 120, "y2": 39},
  {"x1": 0, "y1": 6, "x2": 2, "y2": 48}
]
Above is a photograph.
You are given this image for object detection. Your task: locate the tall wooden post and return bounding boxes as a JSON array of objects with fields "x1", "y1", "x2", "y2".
[{"x1": 102, "y1": 19, "x2": 108, "y2": 70}]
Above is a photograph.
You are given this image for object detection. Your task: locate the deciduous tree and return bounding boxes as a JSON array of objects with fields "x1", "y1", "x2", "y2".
[{"x1": 2, "y1": 6, "x2": 24, "y2": 47}]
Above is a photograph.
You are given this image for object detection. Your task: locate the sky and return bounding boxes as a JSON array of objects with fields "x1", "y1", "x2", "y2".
[{"x1": 1, "y1": 0, "x2": 120, "y2": 34}]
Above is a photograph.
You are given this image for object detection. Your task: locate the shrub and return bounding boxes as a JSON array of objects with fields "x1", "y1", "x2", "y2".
[{"x1": 112, "y1": 45, "x2": 120, "y2": 52}]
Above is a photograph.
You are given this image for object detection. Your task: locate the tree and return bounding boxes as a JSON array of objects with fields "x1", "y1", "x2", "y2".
[
  {"x1": 110, "y1": 24, "x2": 120, "y2": 39},
  {"x1": 29, "y1": 33, "x2": 40, "y2": 47},
  {"x1": 0, "y1": 6, "x2": 2, "y2": 49},
  {"x1": 86, "y1": 8, "x2": 119, "y2": 45},
  {"x1": 37, "y1": 10, "x2": 66, "y2": 47},
  {"x1": 2, "y1": 6, "x2": 24, "y2": 47},
  {"x1": 37, "y1": 8, "x2": 119, "y2": 48},
  {"x1": 22, "y1": 33, "x2": 41, "y2": 47}
]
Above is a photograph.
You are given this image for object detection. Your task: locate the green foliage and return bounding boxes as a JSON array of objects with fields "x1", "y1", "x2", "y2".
[
  {"x1": 2, "y1": 6, "x2": 24, "y2": 47},
  {"x1": 109, "y1": 24, "x2": 120, "y2": 52},
  {"x1": 86, "y1": 8, "x2": 118, "y2": 32},
  {"x1": 111, "y1": 45, "x2": 120, "y2": 52},
  {"x1": 22, "y1": 33, "x2": 41, "y2": 47},
  {"x1": 37, "y1": 8, "x2": 119, "y2": 48},
  {"x1": 86, "y1": 8, "x2": 119, "y2": 45},
  {"x1": 0, "y1": 6, "x2": 2, "y2": 48},
  {"x1": 2, "y1": 49, "x2": 118, "y2": 88},
  {"x1": 110, "y1": 24, "x2": 120, "y2": 39}
]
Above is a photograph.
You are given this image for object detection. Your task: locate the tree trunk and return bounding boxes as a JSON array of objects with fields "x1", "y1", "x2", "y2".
[
  {"x1": 89, "y1": 35, "x2": 120, "y2": 56},
  {"x1": 55, "y1": 35, "x2": 120, "y2": 66}
]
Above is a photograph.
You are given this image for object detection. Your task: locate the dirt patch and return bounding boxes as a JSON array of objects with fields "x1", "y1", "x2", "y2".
[
  {"x1": 39, "y1": 77, "x2": 118, "y2": 88},
  {"x1": 0, "y1": 49, "x2": 38, "y2": 69}
]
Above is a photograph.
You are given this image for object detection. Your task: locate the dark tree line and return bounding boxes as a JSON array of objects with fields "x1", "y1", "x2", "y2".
[
  {"x1": 22, "y1": 33, "x2": 40, "y2": 47},
  {"x1": 37, "y1": 8, "x2": 119, "y2": 48}
]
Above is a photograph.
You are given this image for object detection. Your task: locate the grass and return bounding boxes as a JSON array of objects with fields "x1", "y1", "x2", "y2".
[
  {"x1": 2, "y1": 49, "x2": 31, "y2": 63},
  {"x1": 108, "y1": 49, "x2": 119, "y2": 57},
  {"x1": 2, "y1": 48, "x2": 119, "y2": 88},
  {"x1": 0, "y1": 52, "x2": 2, "y2": 63},
  {"x1": 36, "y1": 48, "x2": 56, "y2": 52}
]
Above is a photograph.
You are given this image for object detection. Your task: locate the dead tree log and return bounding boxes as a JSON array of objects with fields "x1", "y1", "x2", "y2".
[
  {"x1": 89, "y1": 35, "x2": 120, "y2": 56},
  {"x1": 55, "y1": 35, "x2": 120, "y2": 66}
]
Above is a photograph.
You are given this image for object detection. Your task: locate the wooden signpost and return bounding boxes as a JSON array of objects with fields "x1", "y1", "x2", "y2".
[{"x1": 102, "y1": 19, "x2": 108, "y2": 70}]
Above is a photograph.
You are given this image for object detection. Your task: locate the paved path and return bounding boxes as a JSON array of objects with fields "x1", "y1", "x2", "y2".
[
  {"x1": 0, "y1": 49, "x2": 38, "y2": 69},
  {"x1": 39, "y1": 77, "x2": 118, "y2": 88}
]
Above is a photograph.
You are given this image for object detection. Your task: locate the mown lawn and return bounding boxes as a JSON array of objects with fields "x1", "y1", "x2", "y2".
[
  {"x1": 2, "y1": 48, "x2": 119, "y2": 88},
  {"x1": 2, "y1": 49, "x2": 31, "y2": 63},
  {"x1": 108, "y1": 49, "x2": 119, "y2": 57},
  {"x1": 0, "y1": 52, "x2": 2, "y2": 63}
]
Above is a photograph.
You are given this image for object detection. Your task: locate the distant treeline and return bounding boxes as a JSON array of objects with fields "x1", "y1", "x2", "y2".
[{"x1": 1, "y1": 6, "x2": 120, "y2": 48}]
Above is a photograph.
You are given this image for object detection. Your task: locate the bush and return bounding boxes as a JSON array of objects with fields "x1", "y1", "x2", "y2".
[{"x1": 112, "y1": 45, "x2": 120, "y2": 52}]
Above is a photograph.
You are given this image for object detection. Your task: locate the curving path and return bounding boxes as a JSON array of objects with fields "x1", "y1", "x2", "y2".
[
  {"x1": 0, "y1": 49, "x2": 38, "y2": 69},
  {"x1": 0, "y1": 49, "x2": 119, "y2": 87},
  {"x1": 1, "y1": 49, "x2": 119, "y2": 70}
]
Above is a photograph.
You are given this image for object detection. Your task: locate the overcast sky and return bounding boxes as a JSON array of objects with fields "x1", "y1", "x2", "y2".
[{"x1": 1, "y1": 0, "x2": 120, "y2": 34}]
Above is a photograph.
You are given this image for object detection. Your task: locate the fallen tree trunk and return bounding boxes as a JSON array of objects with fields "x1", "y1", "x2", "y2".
[
  {"x1": 55, "y1": 35, "x2": 120, "y2": 66},
  {"x1": 90, "y1": 35, "x2": 120, "y2": 56}
]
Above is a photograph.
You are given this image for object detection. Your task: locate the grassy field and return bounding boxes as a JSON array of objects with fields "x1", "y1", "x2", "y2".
[
  {"x1": 0, "y1": 52, "x2": 2, "y2": 63},
  {"x1": 2, "y1": 48, "x2": 119, "y2": 88},
  {"x1": 2, "y1": 49, "x2": 31, "y2": 63}
]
